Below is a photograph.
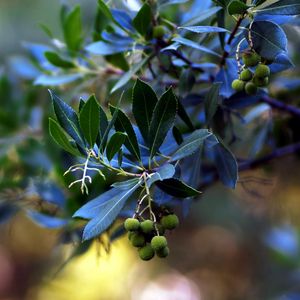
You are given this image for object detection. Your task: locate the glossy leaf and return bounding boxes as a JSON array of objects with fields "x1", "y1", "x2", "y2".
[
  {"x1": 110, "y1": 56, "x2": 149, "y2": 94},
  {"x1": 173, "y1": 37, "x2": 221, "y2": 57},
  {"x1": 49, "y1": 118, "x2": 81, "y2": 156},
  {"x1": 106, "y1": 132, "x2": 127, "y2": 161},
  {"x1": 227, "y1": 0, "x2": 250, "y2": 15},
  {"x1": 79, "y1": 95, "x2": 100, "y2": 147},
  {"x1": 147, "y1": 163, "x2": 176, "y2": 187},
  {"x1": 109, "y1": 106, "x2": 141, "y2": 161},
  {"x1": 132, "y1": 79, "x2": 158, "y2": 143},
  {"x1": 178, "y1": 26, "x2": 228, "y2": 33},
  {"x1": 149, "y1": 88, "x2": 178, "y2": 158},
  {"x1": 255, "y1": 0, "x2": 300, "y2": 16},
  {"x1": 49, "y1": 90, "x2": 85, "y2": 148},
  {"x1": 170, "y1": 129, "x2": 213, "y2": 161},
  {"x1": 63, "y1": 5, "x2": 83, "y2": 52},
  {"x1": 133, "y1": 3, "x2": 152, "y2": 36},
  {"x1": 156, "y1": 178, "x2": 201, "y2": 198},
  {"x1": 204, "y1": 82, "x2": 221, "y2": 124},
  {"x1": 213, "y1": 142, "x2": 238, "y2": 189},
  {"x1": 249, "y1": 21, "x2": 287, "y2": 60},
  {"x1": 44, "y1": 51, "x2": 75, "y2": 68}
]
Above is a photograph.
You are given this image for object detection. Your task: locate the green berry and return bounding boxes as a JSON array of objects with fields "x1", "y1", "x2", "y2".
[
  {"x1": 156, "y1": 246, "x2": 170, "y2": 258},
  {"x1": 242, "y1": 52, "x2": 261, "y2": 67},
  {"x1": 151, "y1": 235, "x2": 167, "y2": 251},
  {"x1": 124, "y1": 218, "x2": 140, "y2": 231},
  {"x1": 140, "y1": 220, "x2": 154, "y2": 234},
  {"x1": 245, "y1": 82, "x2": 257, "y2": 95},
  {"x1": 240, "y1": 69, "x2": 253, "y2": 81},
  {"x1": 156, "y1": 223, "x2": 165, "y2": 235},
  {"x1": 161, "y1": 214, "x2": 179, "y2": 230},
  {"x1": 255, "y1": 64, "x2": 270, "y2": 78},
  {"x1": 131, "y1": 233, "x2": 146, "y2": 247},
  {"x1": 253, "y1": 76, "x2": 269, "y2": 87},
  {"x1": 128, "y1": 231, "x2": 134, "y2": 241},
  {"x1": 231, "y1": 79, "x2": 245, "y2": 92},
  {"x1": 138, "y1": 245, "x2": 155, "y2": 261},
  {"x1": 153, "y1": 25, "x2": 165, "y2": 39}
]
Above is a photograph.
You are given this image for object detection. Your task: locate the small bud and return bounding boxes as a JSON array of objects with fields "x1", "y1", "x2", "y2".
[
  {"x1": 240, "y1": 69, "x2": 253, "y2": 81},
  {"x1": 124, "y1": 218, "x2": 140, "y2": 231},
  {"x1": 153, "y1": 25, "x2": 165, "y2": 39},
  {"x1": 255, "y1": 64, "x2": 270, "y2": 78},
  {"x1": 231, "y1": 79, "x2": 245, "y2": 92},
  {"x1": 245, "y1": 82, "x2": 257, "y2": 95},
  {"x1": 140, "y1": 220, "x2": 155, "y2": 234},
  {"x1": 151, "y1": 235, "x2": 167, "y2": 251},
  {"x1": 138, "y1": 244, "x2": 155, "y2": 261},
  {"x1": 161, "y1": 214, "x2": 179, "y2": 230}
]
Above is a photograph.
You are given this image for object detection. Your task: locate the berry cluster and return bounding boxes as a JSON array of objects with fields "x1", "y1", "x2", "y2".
[
  {"x1": 124, "y1": 214, "x2": 179, "y2": 261},
  {"x1": 232, "y1": 51, "x2": 271, "y2": 95}
]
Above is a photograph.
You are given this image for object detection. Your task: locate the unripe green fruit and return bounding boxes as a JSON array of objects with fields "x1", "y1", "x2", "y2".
[
  {"x1": 245, "y1": 82, "x2": 257, "y2": 95},
  {"x1": 131, "y1": 233, "x2": 146, "y2": 247},
  {"x1": 231, "y1": 79, "x2": 245, "y2": 92},
  {"x1": 161, "y1": 214, "x2": 179, "y2": 230},
  {"x1": 156, "y1": 246, "x2": 170, "y2": 258},
  {"x1": 242, "y1": 52, "x2": 260, "y2": 67},
  {"x1": 253, "y1": 76, "x2": 269, "y2": 87},
  {"x1": 156, "y1": 224, "x2": 165, "y2": 235},
  {"x1": 153, "y1": 25, "x2": 165, "y2": 39},
  {"x1": 140, "y1": 220, "x2": 154, "y2": 234},
  {"x1": 124, "y1": 218, "x2": 140, "y2": 231},
  {"x1": 138, "y1": 245, "x2": 155, "y2": 261},
  {"x1": 151, "y1": 235, "x2": 167, "y2": 251},
  {"x1": 240, "y1": 69, "x2": 253, "y2": 81},
  {"x1": 128, "y1": 232, "x2": 134, "y2": 241},
  {"x1": 255, "y1": 64, "x2": 270, "y2": 78}
]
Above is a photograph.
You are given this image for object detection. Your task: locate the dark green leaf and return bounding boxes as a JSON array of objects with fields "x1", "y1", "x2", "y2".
[
  {"x1": 49, "y1": 118, "x2": 81, "y2": 156},
  {"x1": 213, "y1": 141, "x2": 238, "y2": 189},
  {"x1": 110, "y1": 56, "x2": 149, "y2": 94},
  {"x1": 63, "y1": 5, "x2": 83, "y2": 52},
  {"x1": 177, "y1": 100, "x2": 194, "y2": 131},
  {"x1": 156, "y1": 178, "x2": 201, "y2": 198},
  {"x1": 110, "y1": 106, "x2": 141, "y2": 161},
  {"x1": 132, "y1": 78, "x2": 158, "y2": 143},
  {"x1": 133, "y1": 3, "x2": 152, "y2": 36},
  {"x1": 172, "y1": 126, "x2": 183, "y2": 145},
  {"x1": 254, "y1": 0, "x2": 300, "y2": 15},
  {"x1": 227, "y1": 0, "x2": 250, "y2": 15},
  {"x1": 248, "y1": 21, "x2": 287, "y2": 60},
  {"x1": 99, "y1": 104, "x2": 109, "y2": 143},
  {"x1": 149, "y1": 88, "x2": 178, "y2": 158},
  {"x1": 44, "y1": 51, "x2": 75, "y2": 68},
  {"x1": 170, "y1": 129, "x2": 213, "y2": 161},
  {"x1": 118, "y1": 149, "x2": 123, "y2": 167},
  {"x1": 79, "y1": 95, "x2": 100, "y2": 147},
  {"x1": 106, "y1": 132, "x2": 127, "y2": 161},
  {"x1": 49, "y1": 90, "x2": 85, "y2": 148},
  {"x1": 105, "y1": 53, "x2": 129, "y2": 71},
  {"x1": 204, "y1": 83, "x2": 221, "y2": 124}
]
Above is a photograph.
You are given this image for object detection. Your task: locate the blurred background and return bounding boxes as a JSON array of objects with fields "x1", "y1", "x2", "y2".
[{"x1": 1, "y1": 1, "x2": 300, "y2": 300}]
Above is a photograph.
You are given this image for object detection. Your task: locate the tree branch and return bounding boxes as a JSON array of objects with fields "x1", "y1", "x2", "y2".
[{"x1": 260, "y1": 96, "x2": 300, "y2": 118}]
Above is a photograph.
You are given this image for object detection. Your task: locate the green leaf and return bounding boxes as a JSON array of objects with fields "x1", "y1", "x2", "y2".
[
  {"x1": 97, "y1": 0, "x2": 124, "y2": 30},
  {"x1": 105, "y1": 53, "x2": 129, "y2": 71},
  {"x1": 147, "y1": 164, "x2": 175, "y2": 187},
  {"x1": 110, "y1": 56, "x2": 149, "y2": 94},
  {"x1": 79, "y1": 181, "x2": 141, "y2": 240},
  {"x1": 99, "y1": 105, "x2": 109, "y2": 143},
  {"x1": 63, "y1": 5, "x2": 83, "y2": 52},
  {"x1": 132, "y1": 3, "x2": 152, "y2": 36},
  {"x1": 49, "y1": 118, "x2": 81, "y2": 156},
  {"x1": 227, "y1": 0, "x2": 250, "y2": 15},
  {"x1": 79, "y1": 95, "x2": 100, "y2": 147},
  {"x1": 44, "y1": 51, "x2": 75, "y2": 69},
  {"x1": 170, "y1": 129, "x2": 213, "y2": 161},
  {"x1": 249, "y1": 20, "x2": 287, "y2": 60},
  {"x1": 204, "y1": 83, "x2": 221, "y2": 124},
  {"x1": 109, "y1": 106, "x2": 141, "y2": 161},
  {"x1": 132, "y1": 79, "x2": 158, "y2": 144},
  {"x1": 148, "y1": 88, "x2": 177, "y2": 158},
  {"x1": 106, "y1": 132, "x2": 127, "y2": 161},
  {"x1": 254, "y1": 0, "x2": 300, "y2": 16},
  {"x1": 49, "y1": 90, "x2": 85, "y2": 148},
  {"x1": 156, "y1": 178, "x2": 201, "y2": 198},
  {"x1": 213, "y1": 140, "x2": 238, "y2": 189}
]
